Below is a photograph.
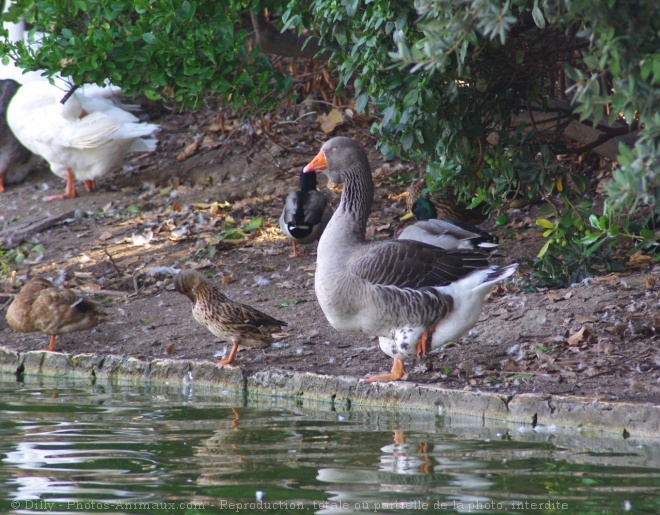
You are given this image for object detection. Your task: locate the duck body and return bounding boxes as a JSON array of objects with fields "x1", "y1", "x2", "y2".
[
  {"x1": 0, "y1": 78, "x2": 34, "y2": 191},
  {"x1": 304, "y1": 137, "x2": 516, "y2": 381},
  {"x1": 174, "y1": 270, "x2": 287, "y2": 366},
  {"x1": 279, "y1": 171, "x2": 333, "y2": 257},
  {"x1": 6, "y1": 80, "x2": 158, "y2": 201},
  {"x1": 397, "y1": 198, "x2": 499, "y2": 251},
  {"x1": 6, "y1": 277, "x2": 108, "y2": 351},
  {"x1": 406, "y1": 177, "x2": 488, "y2": 226}
]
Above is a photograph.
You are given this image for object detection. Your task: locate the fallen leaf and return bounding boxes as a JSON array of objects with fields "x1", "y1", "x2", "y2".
[
  {"x1": 165, "y1": 343, "x2": 177, "y2": 355},
  {"x1": 176, "y1": 139, "x2": 200, "y2": 161},
  {"x1": 576, "y1": 315, "x2": 597, "y2": 324},
  {"x1": 172, "y1": 201, "x2": 182, "y2": 212},
  {"x1": 628, "y1": 251, "x2": 654, "y2": 266},
  {"x1": 645, "y1": 277, "x2": 656, "y2": 289},
  {"x1": 78, "y1": 281, "x2": 102, "y2": 291},
  {"x1": 566, "y1": 326, "x2": 587, "y2": 345},
  {"x1": 605, "y1": 323, "x2": 626, "y2": 336},
  {"x1": 98, "y1": 231, "x2": 113, "y2": 241},
  {"x1": 318, "y1": 108, "x2": 344, "y2": 133},
  {"x1": 200, "y1": 133, "x2": 221, "y2": 150}
]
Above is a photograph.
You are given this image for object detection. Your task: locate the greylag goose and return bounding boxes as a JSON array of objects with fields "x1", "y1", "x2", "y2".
[
  {"x1": 0, "y1": 78, "x2": 35, "y2": 192},
  {"x1": 303, "y1": 137, "x2": 517, "y2": 382},
  {"x1": 279, "y1": 170, "x2": 333, "y2": 257},
  {"x1": 174, "y1": 270, "x2": 287, "y2": 367},
  {"x1": 406, "y1": 177, "x2": 488, "y2": 226},
  {"x1": 6, "y1": 278, "x2": 108, "y2": 351},
  {"x1": 397, "y1": 197, "x2": 499, "y2": 251}
]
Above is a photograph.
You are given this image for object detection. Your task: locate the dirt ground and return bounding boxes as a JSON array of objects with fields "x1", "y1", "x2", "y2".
[{"x1": 1, "y1": 105, "x2": 658, "y2": 405}]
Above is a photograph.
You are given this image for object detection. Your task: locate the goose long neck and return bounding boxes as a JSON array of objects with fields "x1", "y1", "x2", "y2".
[{"x1": 336, "y1": 158, "x2": 373, "y2": 239}]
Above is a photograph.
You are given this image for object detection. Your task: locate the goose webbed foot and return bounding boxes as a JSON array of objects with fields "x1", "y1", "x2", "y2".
[{"x1": 363, "y1": 358, "x2": 406, "y2": 383}]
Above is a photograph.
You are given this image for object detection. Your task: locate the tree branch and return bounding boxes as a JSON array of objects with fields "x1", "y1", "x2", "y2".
[{"x1": 250, "y1": 10, "x2": 329, "y2": 60}]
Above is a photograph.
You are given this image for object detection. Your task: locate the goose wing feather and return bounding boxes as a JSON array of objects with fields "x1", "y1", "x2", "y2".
[{"x1": 348, "y1": 240, "x2": 491, "y2": 289}]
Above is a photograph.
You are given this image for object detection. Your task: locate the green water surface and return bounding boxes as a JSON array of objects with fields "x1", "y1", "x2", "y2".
[{"x1": 0, "y1": 377, "x2": 657, "y2": 514}]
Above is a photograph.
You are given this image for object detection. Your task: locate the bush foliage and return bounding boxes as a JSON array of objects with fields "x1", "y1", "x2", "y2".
[
  {"x1": 1, "y1": 0, "x2": 292, "y2": 109},
  {"x1": 2, "y1": 0, "x2": 658, "y2": 285}
]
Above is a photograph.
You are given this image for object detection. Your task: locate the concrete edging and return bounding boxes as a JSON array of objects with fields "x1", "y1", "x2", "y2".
[{"x1": 1, "y1": 347, "x2": 658, "y2": 438}]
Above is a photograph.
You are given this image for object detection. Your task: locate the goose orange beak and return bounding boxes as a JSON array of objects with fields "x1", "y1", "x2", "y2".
[{"x1": 303, "y1": 150, "x2": 327, "y2": 172}]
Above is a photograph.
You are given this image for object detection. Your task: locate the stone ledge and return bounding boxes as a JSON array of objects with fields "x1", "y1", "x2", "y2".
[{"x1": 1, "y1": 347, "x2": 658, "y2": 438}]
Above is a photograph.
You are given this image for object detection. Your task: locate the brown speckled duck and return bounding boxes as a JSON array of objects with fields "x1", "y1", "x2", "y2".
[
  {"x1": 279, "y1": 170, "x2": 333, "y2": 257},
  {"x1": 303, "y1": 137, "x2": 517, "y2": 382},
  {"x1": 6, "y1": 278, "x2": 108, "y2": 351},
  {"x1": 174, "y1": 270, "x2": 287, "y2": 366}
]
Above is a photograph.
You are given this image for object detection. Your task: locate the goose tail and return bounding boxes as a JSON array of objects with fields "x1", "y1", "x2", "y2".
[{"x1": 484, "y1": 262, "x2": 518, "y2": 285}]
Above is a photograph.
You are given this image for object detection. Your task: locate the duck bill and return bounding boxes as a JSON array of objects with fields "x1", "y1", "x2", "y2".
[
  {"x1": 400, "y1": 211, "x2": 415, "y2": 221},
  {"x1": 303, "y1": 150, "x2": 327, "y2": 173}
]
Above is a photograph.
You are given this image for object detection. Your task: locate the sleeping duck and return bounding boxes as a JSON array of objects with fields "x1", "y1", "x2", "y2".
[
  {"x1": 6, "y1": 277, "x2": 108, "y2": 351},
  {"x1": 6, "y1": 79, "x2": 158, "y2": 201},
  {"x1": 406, "y1": 177, "x2": 488, "y2": 226},
  {"x1": 279, "y1": 170, "x2": 333, "y2": 257},
  {"x1": 302, "y1": 137, "x2": 517, "y2": 382},
  {"x1": 397, "y1": 197, "x2": 499, "y2": 251}
]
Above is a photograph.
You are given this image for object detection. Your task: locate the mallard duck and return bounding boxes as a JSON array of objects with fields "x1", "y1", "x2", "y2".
[
  {"x1": 174, "y1": 270, "x2": 287, "y2": 366},
  {"x1": 303, "y1": 137, "x2": 517, "y2": 382},
  {"x1": 0, "y1": 78, "x2": 35, "y2": 192},
  {"x1": 279, "y1": 170, "x2": 333, "y2": 257},
  {"x1": 6, "y1": 278, "x2": 109, "y2": 351},
  {"x1": 406, "y1": 177, "x2": 488, "y2": 226},
  {"x1": 397, "y1": 198, "x2": 499, "y2": 251},
  {"x1": 6, "y1": 79, "x2": 158, "y2": 201}
]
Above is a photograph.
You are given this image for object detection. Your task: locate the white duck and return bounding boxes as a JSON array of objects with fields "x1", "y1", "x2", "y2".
[
  {"x1": 303, "y1": 137, "x2": 517, "y2": 382},
  {"x1": 6, "y1": 79, "x2": 158, "y2": 201}
]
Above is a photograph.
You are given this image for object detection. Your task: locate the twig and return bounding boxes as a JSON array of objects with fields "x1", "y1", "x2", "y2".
[
  {"x1": 60, "y1": 84, "x2": 80, "y2": 105},
  {"x1": 103, "y1": 247, "x2": 122, "y2": 275}
]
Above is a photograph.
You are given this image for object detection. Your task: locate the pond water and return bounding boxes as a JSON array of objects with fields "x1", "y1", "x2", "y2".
[{"x1": 0, "y1": 376, "x2": 658, "y2": 515}]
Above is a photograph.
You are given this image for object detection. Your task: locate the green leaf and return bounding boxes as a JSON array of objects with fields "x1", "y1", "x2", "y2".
[
  {"x1": 536, "y1": 218, "x2": 555, "y2": 229},
  {"x1": 276, "y1": 299, "x2": 306, "y2": 308},
  {"x1": 144, "y1": 89, "x2": 162, "y2": 100},
  {"x1": 402, "y1": 89, "x2": 418, "y2": 108},
  {"x1": 242, "y1": 216, "x2": 263, "y2": 232},
  {"x1": 123, "y1": 204, "x2": 141, "y2": 214},
  {"x1": 531, "y1": 2, "x2": 546, "y2": 29},
  {"x1": 578, "y1": 233, "x2": 601, "y2": 245},
  {"x1": 537, "y1": 239, "x2": 552, "y2": 258},
  {"x1": 583, "y1": 237, "x2": 607, "y2": 256},
  {"x1": 355, "y1": 92, "x2": 369, "y2": 113}
]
